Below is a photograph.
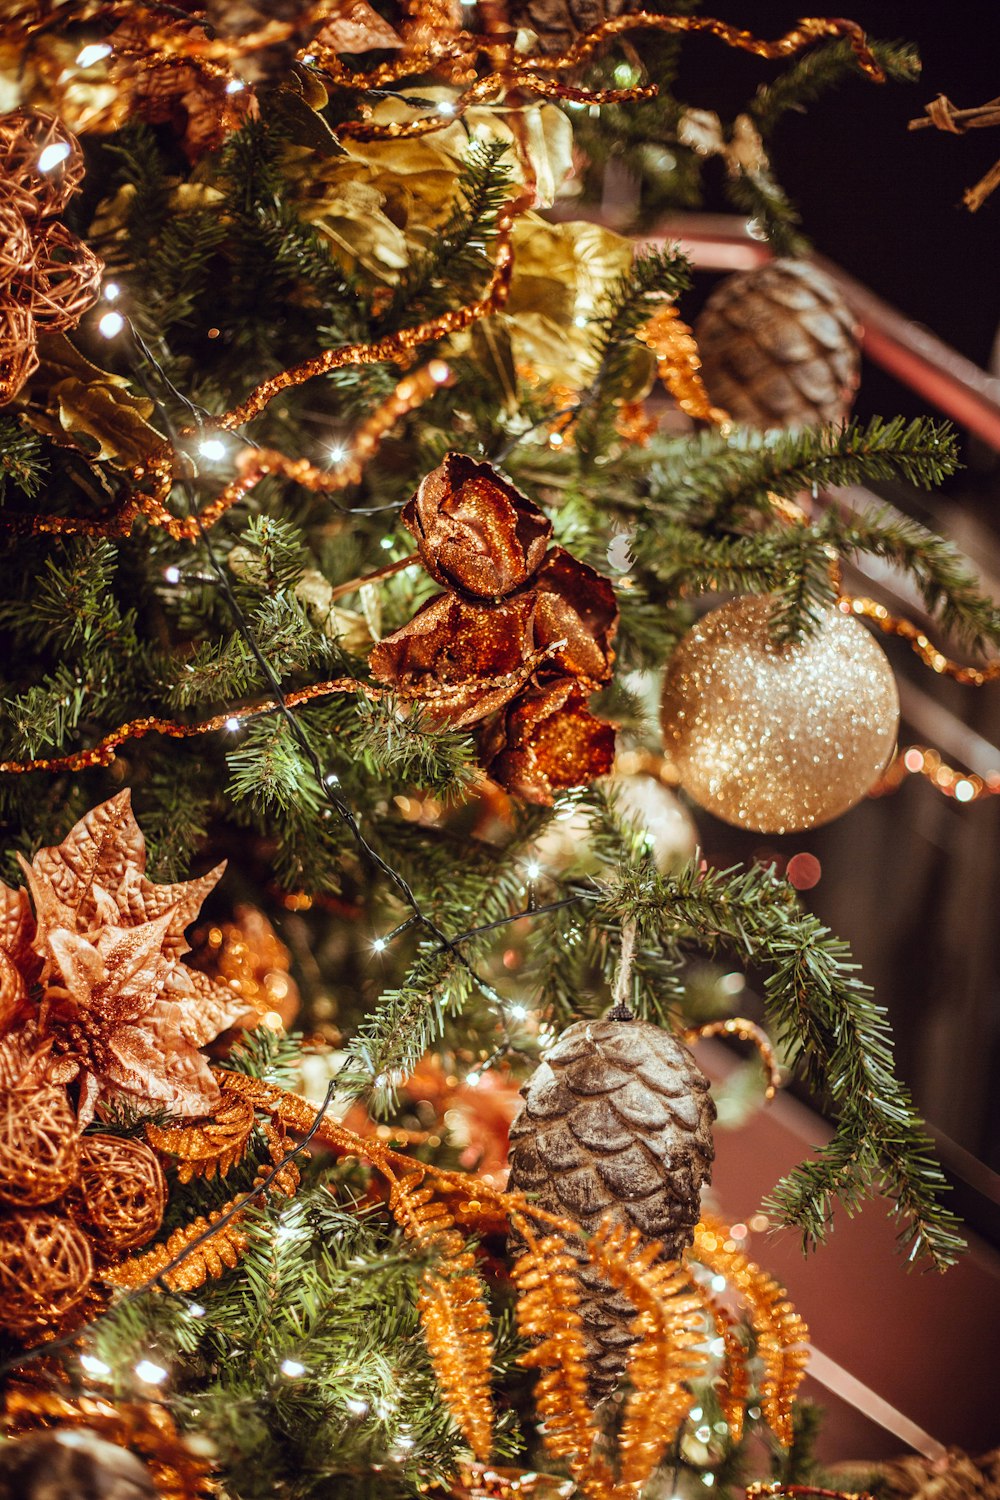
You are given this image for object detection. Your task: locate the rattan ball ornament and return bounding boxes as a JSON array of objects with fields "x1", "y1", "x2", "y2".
[
  {"x1": 660, "y1": 595, "x2": 899, "y2": 834},
  {"x1": 0, "y1": 1429, "x2": 157, "y2": 1500},
  {"x1": 0, "y1": 1210, "x2": 94, "y2": 1336},
  {"x1": 0, "y1": 196, "x2": 34, "y2": 287},
  {"x1": 0, "y1": 300, "x2": 38, "y2": 403},
  {"x1": 508, "y1": 1010, "x2": 716, "y2": 1398},
  {"x1": 0, "y1": 1084, "x2": 81, "y2": 1207},
  {"x1": 0, "y1": 109, "x2": 85, "y2": 220},
  {"x1": 76, "y1": 1135, "x2": 166, "y2": 1252},
  {"x1": 17, "y1": 220, "x2": 104, "y2": 331}
]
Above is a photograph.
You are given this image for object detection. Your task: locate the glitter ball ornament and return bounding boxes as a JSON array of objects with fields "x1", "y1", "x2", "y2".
[
  {"x1": 508, "y1": 1013, "x2": 715, "y2": 1399},
  {"x1": 607, "y1": 772, "x2": 697, "y2": 871},
  {"x1": 0, "y1": 1085, "x2": 80, "y2": 1207},
  {"x1": 0, "y1": 1210, "x2": 94, "y2": 1336},
  {"x1": 695, "y1": 258, "x2": 860, "y2": 430},
  {"x1": 0, "y1": 1429, "x2": 157, "y2": 1500},
  {"x1": 660, "y1": 596, "x2": 899, "y2": 834},
  {"x1": 76, "y1": 1135, "x2": 166, "y2": 1253}
]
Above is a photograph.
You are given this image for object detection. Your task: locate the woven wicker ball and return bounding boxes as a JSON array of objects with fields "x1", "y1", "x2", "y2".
[
  {"x1": 0, "y1": 109, "x2": 85, "y2": 220},
  {"x1": 0, "y1": 197, "x2": 33, "y2": 289},
  {"x1": 0, "y1": 1086, "x2": 81, "y2": 1207},
  {"x1": 0, "y1": 298, "x2": 38, "y2": 405},
  {"x1": 77, "y1": 1135, "x2": 166, "y2": 1253},
  {"x1": 0, "y1": 1210, "x2": 94, "y2": 1336},
  {"x1": 17, "y1": 220, "x2": 103, "y2": 331}
]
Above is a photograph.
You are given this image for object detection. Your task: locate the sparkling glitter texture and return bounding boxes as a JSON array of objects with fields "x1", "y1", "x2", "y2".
[{"x1": 660, "y1": 596, "x2": 899, "y2": 833}]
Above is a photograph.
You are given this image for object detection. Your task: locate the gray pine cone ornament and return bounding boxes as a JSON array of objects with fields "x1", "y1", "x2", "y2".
[
  {"x1": 694, "y1": 258, "x2": 860, "y2": 430},
  {"x1": 0, "y1": 1430, "x2": 156, "y2": 1500},
  {"x1": 508, "y1": 1011, "x2": 716, "y2": 1399}
]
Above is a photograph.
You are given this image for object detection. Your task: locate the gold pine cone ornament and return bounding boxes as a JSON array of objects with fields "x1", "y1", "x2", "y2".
[
  {"x1": 507, "y1": 1012, "x2": 716, "y2": 1399},
  {"x1": 695, "y1": 257, "x2": 861, "y2": 430}
]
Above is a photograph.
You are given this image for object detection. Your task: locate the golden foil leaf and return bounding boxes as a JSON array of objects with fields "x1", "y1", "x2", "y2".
[
  {"x1": 20, "y1": 332, "x2": 164, "y2": 468},
  {"x1": 145, "y1": 1088, "x2": 257, "y2": 1182},
  {"x1": 501, "y1": 217, "x2": 638, "y2": 390}
]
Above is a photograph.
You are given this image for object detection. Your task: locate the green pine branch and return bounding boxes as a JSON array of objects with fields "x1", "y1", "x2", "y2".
[
  {"x1": 377, "y1": 140, "x2": 512, "y2": 332},
  {"x1": 581, "y1": 245, "x2": 691, "y2": 428},
  {"x1": 604, "y1": 859, "x2": 965, "y2": 1270},
  {"x1": 638, "y1": 417, "x2": 960, "y2": 526},
  {"x1": 0, "y1": 415, "x2": 47, "y2": 502},
  {"x1": 752, "y1": 38, "x2": 921, "y2": 138}
]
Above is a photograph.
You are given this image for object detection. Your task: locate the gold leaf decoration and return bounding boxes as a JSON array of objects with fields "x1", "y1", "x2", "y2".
[
  {"x1": 4, "y1": 790, "x2": 252, "y2": 1124},
  {"x1": 690, "y1": 1218, "x2": 809, "y2": 1445},
  {"x1": 511, "y1": 1228, "x2": 612, "y2": 1499},
  {"x1": 145, "y1": 1086, "x2": 257, "y2": 1182},
  {"x1": 20, "y1": 332, "x2": 165, "y2": 467},
  {"x1": 102, "y1": 1201, "x2": 250, "y2": 1294},
  {"x1": 587, "y1": 1220, "x2": 707, "y2": 1490},
  {"x1": 688, "y1": 1277, "x2": 749, "y2": 1445},
  {"x1": 390, "y1": 1171, "x2": 494, "y2": 1461}
]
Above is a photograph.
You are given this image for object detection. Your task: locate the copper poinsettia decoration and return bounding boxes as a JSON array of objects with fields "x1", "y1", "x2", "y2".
[
  {"x1": 370, "y1": 453, "x2": 619, "y2": 803},
  {"x1": 0, "y1": 792, "x2": 251, "y2": 1123}
]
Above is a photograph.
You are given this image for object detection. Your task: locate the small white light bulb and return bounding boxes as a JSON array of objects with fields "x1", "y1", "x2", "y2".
[
  {"x1": 38, "y1": 141, "x2": 72, "y2": 172},
  {"x1": 329, "y1": 444, "x2": 347, "y2": 464},
  {"x1": 372, "y1": 937, "x2": 387, "y2": 953},
  {"x1": 225, "y1": 78, "x2": 246, "y2": 94},
  {"x1": 134, "y1": 1359, "x2": 168, "y2": 1385},
  {"x1": 510, "y1": 1003, "x2": 528, "y2": 1020},
  {"x1": 325, "y1": 772, "x2": 340, "y2": 786},
  {"x1": 188, "y1": 1302, "x2": 206, "y2": 1318},
  {"x1": 465, "y1": 1072, "x2": 480, "y2": 1087},
  {"x1": 198, "y1": 437, "x2": 227, "y2": 462},
  {"x1": 379, "y1": 536, "x2": 394, "y2": 550},
  {"x1": 80, "y1": 1354, "x2": 112, "y2": 1377},
  {"x1": 281, "y1": 1358, "x2": 307, "y2": 1378},
  {"x1": 76, "y1": 41, "x2": 113, "y2": 67},
  {"x1": 103, "y1": 281, "x2": 121, "y2": 302},
  {"x1": 524, "y1": 860, "x2": 541, "y2": 880},
  {"x1": 98, "y1": 311, "x2": 124, "y2": 338},
  {"x1": 345, "y1": 1397, "x2": 370, "y2": 1416},
  {"x1": 438, "y1": 102, "x2": 456, "y2": 116},
  {"x1": 711, "y1": 1273, "x2": 727, "y2": 1292},
  {"x1": 224, "y1": 717, "x2": 241, "y2": 732},
  {"x1": 163, "y1": 565, "x2": 181, "y2": 585},
  {"x1": 701, "y1": 1476, "x2": 716, "y2": 1489}
]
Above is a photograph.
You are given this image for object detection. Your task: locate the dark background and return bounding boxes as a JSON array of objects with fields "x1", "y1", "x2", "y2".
[{"x1": 677, "y1": 1, "x2": 1000, "y2": 418}]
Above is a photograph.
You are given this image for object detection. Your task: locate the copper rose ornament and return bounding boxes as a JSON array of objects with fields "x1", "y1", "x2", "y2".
[{"x1": 401, "y1": 452, "x2": 552, "y2": 601}]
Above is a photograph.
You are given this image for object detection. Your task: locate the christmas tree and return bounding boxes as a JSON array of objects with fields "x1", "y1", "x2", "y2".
[{"x1": 0, "y1": 5, "x2": 993, "y2": 1498}]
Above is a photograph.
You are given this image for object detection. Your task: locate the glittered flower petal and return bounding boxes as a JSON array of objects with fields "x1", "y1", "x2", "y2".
[{"x1": 402, "y1": 453, "x2": 551, "y2": 601}]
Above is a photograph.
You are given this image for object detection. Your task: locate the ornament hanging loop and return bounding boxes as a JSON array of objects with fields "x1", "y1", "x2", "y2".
[{"x1": 608, "y1": 917, "x2": 637, "y2": 1020}]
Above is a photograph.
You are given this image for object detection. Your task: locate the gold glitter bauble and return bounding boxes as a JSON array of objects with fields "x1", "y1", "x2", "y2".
[{"x1": 660, "y1": 596, "x2": 899, "y2": 833}]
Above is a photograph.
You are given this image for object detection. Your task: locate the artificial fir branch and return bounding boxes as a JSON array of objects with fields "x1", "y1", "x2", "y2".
[
  {"x1": 636, "y1": 417, "x2": 960, "y2": 527},
  {"x1": 0, "y1": 414, "x2": 46, "y2": 501},
  {"x1": 603, "y1": 861, "x2": 965, "y2": 1269},
  {"x1": 751, "y1": 38, "x2": 921, "y2": 139}
]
